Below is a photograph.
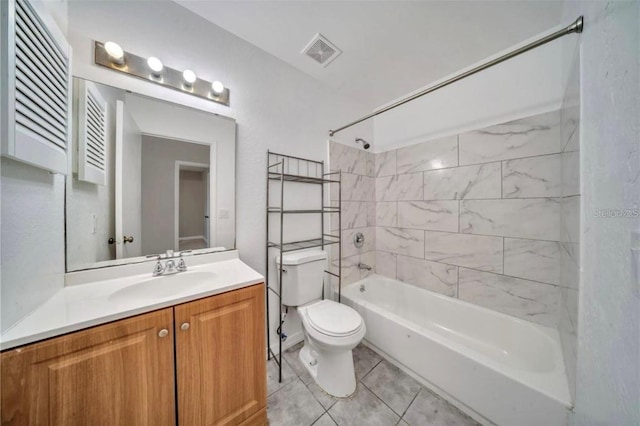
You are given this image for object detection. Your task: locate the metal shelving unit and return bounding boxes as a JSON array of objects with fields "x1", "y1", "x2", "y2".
[{"x1": 266, "y1": 150, "x2": 342, "y2": 383}]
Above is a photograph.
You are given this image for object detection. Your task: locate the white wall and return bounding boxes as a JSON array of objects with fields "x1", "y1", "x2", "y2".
[
  {"x1": 66, "y1": 0, "x2": 372, "y2": 349},
  {"x1": 558, "y1": 43, "x2": 580, "y2": 403},
  {"x1": 373, "y1": 27, "x2": 568, "y2": 150},
  {"x1": 560, "y1": 2, "x2": 640, "y2": 425},
  {"x1": 140, "y1": 136, "x2": 209, "y2": 255},
  {"x1": 0, "y1": 0, "x2": 68, "y2": 332},
  {"x1": 0, "y1": 159, "x2": 66, "y2": 332}
]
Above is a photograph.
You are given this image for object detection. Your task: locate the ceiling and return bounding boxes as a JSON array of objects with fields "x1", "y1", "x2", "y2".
[{"x1": 177, "y1": 1, "x2": 563, "y2": 110}]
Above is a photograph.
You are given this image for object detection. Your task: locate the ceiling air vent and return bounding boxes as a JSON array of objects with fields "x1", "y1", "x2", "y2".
[{"x1": 302, "y1": 33, "x2": 342, "y2": 67}]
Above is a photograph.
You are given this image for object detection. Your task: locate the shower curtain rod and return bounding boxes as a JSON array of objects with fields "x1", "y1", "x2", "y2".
[{"x1": 328, "y1": 16, "x2": 583, "y2": 137}]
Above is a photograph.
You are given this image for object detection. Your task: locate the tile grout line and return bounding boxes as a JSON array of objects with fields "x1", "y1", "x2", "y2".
[
  {"x1": 309, "y1": 409, "x2": 328, "y2": 426},
  {"x1": 383, "y1": 151, "x2": 564, "y2": 175},
  {"x1": 500, "y1": 160, "x2": 504, "y2": 198},
  {"x1": 375, "y1": 248, "x2": 563, "y2": 287},
  {"x1": 359, "y1": 379, "x2": 405, "y2": 421},
  {"x1": 502, "y1": 237, "x2": 505, "y2": 275},
  {"x1": 400, "y1": 388, "x2": 422, "y2": 422},
  {"x1": 325, "y1": 409, "x2": 339, "y2": 425},
  {"x1": 359, "y1": 357, "x2": 384, "y2": 382},
  {"x1": 394, "y1": 196, "x2": 563, "y2": 201},
  {"x1": 374, "y1": 225, "x2": 562, "y2": 244}
]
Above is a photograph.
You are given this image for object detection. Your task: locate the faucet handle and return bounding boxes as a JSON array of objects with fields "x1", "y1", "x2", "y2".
[
  {"x1": 153, "y1": 261, "x2": 165, "y2": 276},
  {"x1": 177, "y1": 257, "x2": 188, "y2": 272}
]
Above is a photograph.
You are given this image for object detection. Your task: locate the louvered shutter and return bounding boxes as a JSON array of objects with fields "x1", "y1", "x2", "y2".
[
  {"x1": 77, "y1": 80, "x2": 107, "y2": 185},
  {"x1": 1, "y1": 0, "x2": 71, "y2": 174}
]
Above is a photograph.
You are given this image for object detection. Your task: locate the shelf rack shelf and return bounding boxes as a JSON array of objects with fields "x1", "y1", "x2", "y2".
[
  {"x1": 267, "y1": 236, "x2": 340, "y2": 252},
  {"x1": 267, "y1": 208, "x2": 341, "y2": 214},
  {"x1": 265, "y1": 150, "x2": 342, "y2": 384}
]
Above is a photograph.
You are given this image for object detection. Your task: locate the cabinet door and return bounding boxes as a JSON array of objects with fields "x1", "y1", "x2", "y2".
[
  {"x1": 1, "y1": 0, "x2": 72, "y2": 174},
  {"x1": 175, "y1": 284, "x2": 266, "y2": 426},
  {"x1": 1, "y1": 308, "x2": 175, "y2": 426}
]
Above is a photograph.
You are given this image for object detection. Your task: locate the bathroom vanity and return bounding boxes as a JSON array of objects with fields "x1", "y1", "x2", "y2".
[{"x1": 0, "y1": 251, "x2": 267, "y2": 426}]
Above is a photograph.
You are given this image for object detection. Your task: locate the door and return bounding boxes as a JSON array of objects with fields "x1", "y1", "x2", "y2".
[
  {"x1": 175, "y1": 284, "x2": 267, "y2": 426},
  {"x1": 205, "y1": 170, "x2": 210, "y2": 246},
  {"x1": 115, "y1": 100, "x2": 143, "y2": 258},
  {"x1": 115, "y1": 100, "x2": 124, "y2": 259},
  {"x1": 1, "y1": 309, "x2": 176, "y2": 426},
  {"x1": 174, "y1": 162, "x2": 210, "y2": 251}
]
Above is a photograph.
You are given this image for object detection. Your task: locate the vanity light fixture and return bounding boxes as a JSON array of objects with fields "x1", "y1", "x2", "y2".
[
  {"x1": 104, "y1": 41, "x2": 124, "y2": 65},
  {"x1": 94, "y1": 41, "x2": 230, "y2": 106},
  {"x1": 147, "y1": 56, "x2": 163, "y2": 77},
  {"x1": 211, "y1": 80, "x2": 224, "y2": 95},
  {"x1": 183, "y1": 69, "x2": 196, "y2": 88}
]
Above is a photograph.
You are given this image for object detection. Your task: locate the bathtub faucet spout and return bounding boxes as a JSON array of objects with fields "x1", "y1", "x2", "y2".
[{"x1": 358, "y1": 263, "x2": 372, "y2": 271}]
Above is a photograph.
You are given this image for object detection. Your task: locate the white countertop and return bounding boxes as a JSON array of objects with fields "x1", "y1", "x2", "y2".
[{"x1": 1, "y1": 251, "x2": 263, "y2": 350}]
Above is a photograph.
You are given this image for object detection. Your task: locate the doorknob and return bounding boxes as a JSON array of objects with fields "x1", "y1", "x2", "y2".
[
  {"x1": 158, "y1": 329, "x2": 169, "y2": 338},
  {"x1": 181, "y1": 322, "x2": 190, "y2": 331},
  {"x1": 123, "y1": 236, "x2": 134, "y2": 243}
]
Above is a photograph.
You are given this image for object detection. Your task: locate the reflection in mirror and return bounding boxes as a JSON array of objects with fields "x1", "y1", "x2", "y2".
[{"x1": 66, "y1": 78, "x2": 236, "y2": 271}]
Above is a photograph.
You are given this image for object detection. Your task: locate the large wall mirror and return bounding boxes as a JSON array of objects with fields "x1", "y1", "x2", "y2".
[{"x1": 66, "y1": 78, "x2": 236, "y2": 271}]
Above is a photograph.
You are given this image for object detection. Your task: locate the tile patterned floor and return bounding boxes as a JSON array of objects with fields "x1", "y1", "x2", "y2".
[{"x1": 267, "y1": 342, "x2": 480, "y2": 426}]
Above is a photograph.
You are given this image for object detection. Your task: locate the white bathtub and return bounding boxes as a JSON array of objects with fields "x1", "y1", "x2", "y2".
[{"x1": 341, "y1": 275, "x2": 571, "y2": 426}]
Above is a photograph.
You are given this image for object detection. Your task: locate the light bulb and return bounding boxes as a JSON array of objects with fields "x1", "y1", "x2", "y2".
[
  {"x1": 211, "y1": 81, "x2": 224, "y2": 94},
  {"x1": 183, "y1": 69, "x2": 196, "y2": 85},
  {"x1": 147, "y1": 57, "x2": 163, "y2": 75},
  {"x1": 104, "y1": 41, "x2": 124, "y2": 65}
]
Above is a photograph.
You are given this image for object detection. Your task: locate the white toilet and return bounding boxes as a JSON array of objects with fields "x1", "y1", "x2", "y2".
[{"x1": 276, "y1": 250, "x2": 365, "y2": 397}]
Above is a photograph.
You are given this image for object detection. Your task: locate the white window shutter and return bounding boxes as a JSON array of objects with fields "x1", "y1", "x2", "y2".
[
  {"x1": 77, "y1": 80, "x2": 108, "y2": 185},
  {"x1": 1, "y1": 0, "x2": 71, "y2": 174}
]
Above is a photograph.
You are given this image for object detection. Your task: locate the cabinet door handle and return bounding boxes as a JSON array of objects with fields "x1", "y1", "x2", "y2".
[
  {"x1": 158, "y1": 329, "x2": 169, "y2": 338},
  {"x1": 181, "y1": 322, "x2": 190, "y2": 331}
]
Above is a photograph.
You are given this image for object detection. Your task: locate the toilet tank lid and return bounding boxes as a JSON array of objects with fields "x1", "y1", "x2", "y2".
[{"x1": 276, "y1": 250, "x2": 328, "y2": 265}]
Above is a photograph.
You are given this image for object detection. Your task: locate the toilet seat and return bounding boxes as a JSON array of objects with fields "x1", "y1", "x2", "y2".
[{"x1": 303, "y1": 300, "x2": 363, "y2": 337}]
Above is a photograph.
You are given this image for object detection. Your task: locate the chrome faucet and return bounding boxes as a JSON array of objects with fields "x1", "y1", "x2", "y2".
[
  {"x1": 147, "y1": 250, "x2": 192, "y2": 276},
  {"x1": 358, "y1": 263, "x2": 372, "y2": 271},
  {"x1": 164, "y1": 259, "x2": 177, "y2": 275}
]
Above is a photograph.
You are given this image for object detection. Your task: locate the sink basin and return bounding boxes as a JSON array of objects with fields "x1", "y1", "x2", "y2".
[{"x1": 109, "y1": 271, "x2": 216, "y2": 303}]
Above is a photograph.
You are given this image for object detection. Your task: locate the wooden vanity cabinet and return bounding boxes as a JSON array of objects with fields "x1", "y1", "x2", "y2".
[
  {"x1": 175, "y1": 284, "x2": 267, "y2": 426},
  {"x1": 0, "y1": 308, "x2": 176, "y2": 426},
  {"x1": 1, "y1": 283, "x2": 267, "y2": 426}
]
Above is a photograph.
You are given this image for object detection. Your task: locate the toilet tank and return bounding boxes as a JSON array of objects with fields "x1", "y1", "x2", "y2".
[{"x1": 275, "y1": 249, "x2": 328, "y2": 306}]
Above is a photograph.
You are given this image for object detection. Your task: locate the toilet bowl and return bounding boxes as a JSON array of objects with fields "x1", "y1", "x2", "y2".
[
  {"x1": 276, "y1": 249, "x2": 366, "y2": 397},
  {"x1": 297, "y1": 299, "x2": 366, "y2": 397}
]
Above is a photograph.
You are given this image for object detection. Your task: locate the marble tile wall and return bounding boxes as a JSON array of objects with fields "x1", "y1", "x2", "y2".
[
  {"x1": 558, "y1": 47, "x2": 581, "y2": 402},
  {"x1": 329, "y1": 142, "x2": 376, "y2": 289},
  {"x1": 372, "y1": 110, "x2": 566, "y2": 328}
]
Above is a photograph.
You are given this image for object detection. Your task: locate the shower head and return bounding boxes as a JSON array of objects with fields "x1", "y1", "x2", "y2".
[{"x1": 355, "y1": 138, "x2": 370, "y2": 150}]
